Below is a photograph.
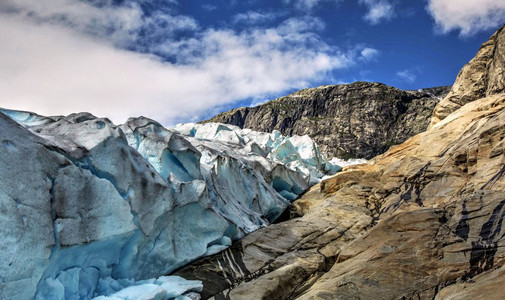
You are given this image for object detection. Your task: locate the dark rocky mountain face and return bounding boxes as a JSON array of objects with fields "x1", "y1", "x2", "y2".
[{"x1": 205, "y1": 83, "x2": 450, "y2": 159}]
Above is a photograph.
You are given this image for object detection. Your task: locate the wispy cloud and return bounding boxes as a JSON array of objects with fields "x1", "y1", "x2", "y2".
[
  {"x1": 359, "y1": 0, "x2": 395, "y2": 25},
  {"x1": 426, "y1": 0, "x2": 505, "y2": 36},
  {"x1": 277, "y1": 16, "x2": 326, "y2": 33},
  {"x1": 0, "y1": 0, "x2": 199, "y2": 51},
  {"x1": 0, "y1": 0, "x2": 145, "y2": 45},
  {"x1": 232, "y1": 11, "x2": 281, "y2": 25},
  {"x1": 233, "y1": 11, "x2": 282, "y2": 25},
  {"x1": 249, "y1": 97, "x2": 271, "y2": 107},
  {"x1": 0, "y1": 2, "x2": 377, "y2": 125},
  {"x1": 396, "y1": 69, "x2": 417, "y2": 83}
]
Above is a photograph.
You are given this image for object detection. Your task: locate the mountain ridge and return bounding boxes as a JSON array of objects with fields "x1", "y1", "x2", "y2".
[
  {"x1": 204, "y1": 82, "x2": 451, "y2": 159},
  {"x1": 430, "y1": 24, "x2": 505, "y2": 127}
]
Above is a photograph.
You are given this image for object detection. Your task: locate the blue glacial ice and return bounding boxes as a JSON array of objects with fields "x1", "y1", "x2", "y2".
[{"x1": 0, "y1": 109, "x2": 356, "y2": 299}]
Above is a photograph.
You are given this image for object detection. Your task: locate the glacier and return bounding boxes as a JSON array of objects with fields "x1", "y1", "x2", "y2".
[
  {"x1": 0, "y1": 109, "x2": 353, "y2": 299},
  {"x1": 171, "y1": 122, "x2": 340, "y2": 185}
]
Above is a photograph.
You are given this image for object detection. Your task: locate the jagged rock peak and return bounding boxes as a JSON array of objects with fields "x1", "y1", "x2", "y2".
[
  {"x1": 204, "y1": 81, "x2": 450, "y2": 159},
  {"x1": 430, "y1": 24, "x2": 505, "y2": 127}
]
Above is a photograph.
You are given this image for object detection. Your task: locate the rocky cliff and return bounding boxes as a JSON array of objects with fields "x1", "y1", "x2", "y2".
[
  {"x1": 430, "y1": 25, "x2": 505, "y2": 127},
  {"x1": 175, "y1": 25, "x2": 505, "y2": 299},
  {"x1": 205, "y1": 83, "x2": 450, "y2": 159}
]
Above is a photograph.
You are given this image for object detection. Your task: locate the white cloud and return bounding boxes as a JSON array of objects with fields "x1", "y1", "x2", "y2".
[
  {"x1": 396, "y1": 69, "x2": 416, "y2": 83},
  {"x1": 0, "y1": 0, "x2": 199, "y2": 50},
  {"x1": 427, "y1": 0, "x2": 505, "y2": 36},
  {"x1": 0, "y1": 0, "x2": 144, "y2": 45},
  {"x1": 0, "y1": 9, "x2": 376, "y2": 125},
  {"x1": 359, "y1": 0, "x2": 395, "y2": 25},
  {"x1": 277, "y1": 16, "x2": 326, "y2": 33},
  {"x1": 359, "y1": 47, "x2": 380, "y2": 61}
]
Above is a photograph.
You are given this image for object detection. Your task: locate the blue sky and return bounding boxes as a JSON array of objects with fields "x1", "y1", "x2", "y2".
[{"x1": 0, "y1": 0, "x2": 504, "y2": 125}]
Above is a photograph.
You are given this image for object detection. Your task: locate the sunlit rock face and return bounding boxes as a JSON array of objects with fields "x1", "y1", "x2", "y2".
[{"x1": 0, "y1": 109, "x2": 340, "y2": 299}]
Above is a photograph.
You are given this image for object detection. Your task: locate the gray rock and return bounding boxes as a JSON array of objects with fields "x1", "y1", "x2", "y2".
[{"x1": 204, "y1": 83, "x2": 450, "y2": 159}]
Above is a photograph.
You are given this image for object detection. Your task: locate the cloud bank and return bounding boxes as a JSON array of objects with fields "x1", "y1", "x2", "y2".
[
  {"x1": 0, "y1": 1, "x2": 376, "y2": 124},
  {"x1": 427, "y1": 0, "x2": 505, "y2": 36}
]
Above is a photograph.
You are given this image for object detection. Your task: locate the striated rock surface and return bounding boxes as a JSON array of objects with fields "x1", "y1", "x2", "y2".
[
  {"x1": 205, "y1": 83, "x2": 450, "y2": 159},
  {"x1": 299, "y1": 92, "x2": 505, "y2": 299},
  {"x1": 430, "y1": 24, "x2": 505, "y2": 127},
  {"x1": 174, "y1": 26, "x2": 505, "y2": 300}
]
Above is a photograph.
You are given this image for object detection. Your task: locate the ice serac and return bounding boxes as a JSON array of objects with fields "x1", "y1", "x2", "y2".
[
  {"x1": 0, "y1": 114, "x2": 57, "y2": 300},
  {"x1": 0, "y1": 107, "x2": 62, "y2": 128},
  {"x1": 0, "y1": 108, "x2": 339, "y2": 299},
  {"x1": 93, "y1": 276, "x2": 203, "y2": 300}
]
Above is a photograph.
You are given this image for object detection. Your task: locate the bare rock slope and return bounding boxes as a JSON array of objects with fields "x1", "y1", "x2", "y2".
[
  {"x1": 175, "y1": 25, "x2": 505, "y2": 299},
  {"x1": 205, "y1": 83, "x2": 450, "y2": 159}
]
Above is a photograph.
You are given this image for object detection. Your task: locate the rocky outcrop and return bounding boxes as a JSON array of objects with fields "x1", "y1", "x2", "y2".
[
  {"x1": 205, "y1": 83, "x2": 450, "y2": 159},
  {"x1": 430, "y1": 24, "x2": 505, "y2": 127},
  {"x1": 174, "y1": 26, "x2": 505, "y2": 299}
]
